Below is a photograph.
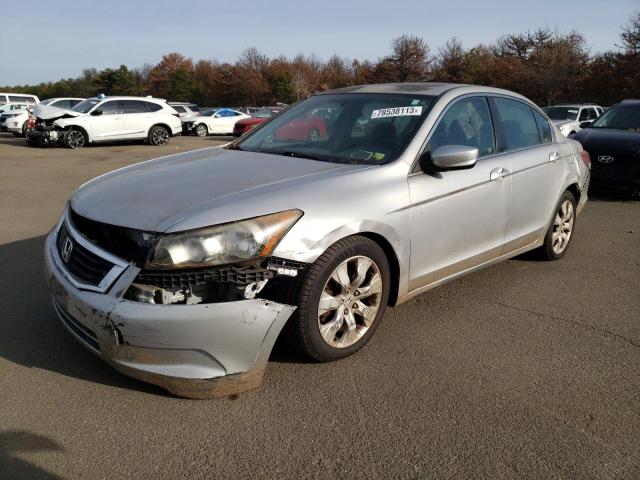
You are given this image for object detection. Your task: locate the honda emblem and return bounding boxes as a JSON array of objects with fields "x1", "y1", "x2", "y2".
[{"x1": 61, "y1": 237, "x2": 74, "y2": 263}]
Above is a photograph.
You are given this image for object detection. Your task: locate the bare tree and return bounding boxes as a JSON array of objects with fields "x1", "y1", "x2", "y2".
[
  {"x1": 388, "y1": 34, "x2": 431, "y2": 82},
  {"x1": 619, "y1": 11, "x2": 640, "y2": 53}
]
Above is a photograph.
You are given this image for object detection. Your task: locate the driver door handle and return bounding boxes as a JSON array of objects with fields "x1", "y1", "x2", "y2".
[
  {"x1": 490, "y1": 167, "x2": 510, "y2": 181},
  {"x1": 549, "y1": 151, "x2": 560, "y2": 162}
]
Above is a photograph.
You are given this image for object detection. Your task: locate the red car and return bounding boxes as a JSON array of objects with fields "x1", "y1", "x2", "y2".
[
  {"x1": 274, "y1": 112, "x2": 327, "y2": 142},
  {"x1": 233, "y1": 107, "x2": 283, "y2": 136}
]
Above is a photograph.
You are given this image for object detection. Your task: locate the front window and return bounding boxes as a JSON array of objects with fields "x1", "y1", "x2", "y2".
[
  {"x1": 591, "y1": 105, "x2": 640, "y2": 132},
  {"x1": 234, "y1": 93, "x2": 436, "y2": 165},
  {"x1": 200, "y1": 109, "x2": 218, "y2": 117},
  {"x1": 72, "y1": 98, "x2": 100, "y2": 113},
  {"x1": 427, "y1": 97, "x2": 495, "y2": 157},
  {"x1": 543, "y1": 107, "x2": 579, "y2": 121}
]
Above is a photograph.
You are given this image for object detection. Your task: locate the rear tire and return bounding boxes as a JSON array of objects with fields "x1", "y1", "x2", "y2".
[
  {"x1": 149, "y1": 125, "x2": 170, "y2": 146},
  {"x1": 290, "y1": 235, "x2": 390, "y2": 362},
  {"x1": 538, "y1": 191, "x2": 576, "y2": 260}
]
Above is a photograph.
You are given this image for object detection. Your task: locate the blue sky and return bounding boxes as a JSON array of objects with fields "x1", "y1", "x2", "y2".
[{"x1": 0, "y1": 0, "x2": 637, "y2": 85}]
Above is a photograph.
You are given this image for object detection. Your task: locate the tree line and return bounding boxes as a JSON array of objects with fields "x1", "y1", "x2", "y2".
[{"x1": 3, "y1": 12, "x2": 639, "y2": 108}]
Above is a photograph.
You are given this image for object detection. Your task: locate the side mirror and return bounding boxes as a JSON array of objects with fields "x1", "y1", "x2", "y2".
[
  {"x1": 430, "y1": 145, "x2": 479, "y2": 171},
  {"x1": 214, "y1": 113, "x2": 221, "y2": 118},
  {"x1": 579, "y1": 121, "x2": 592, "y2": 128},
  {"x1": 91, "y1": 109, "x2": 103, "y2": 116}
]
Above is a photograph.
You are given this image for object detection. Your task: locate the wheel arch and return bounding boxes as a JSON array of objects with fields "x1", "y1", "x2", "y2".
[{"x1": 358, "y1": 232, "x2": 401, "y2": 307}]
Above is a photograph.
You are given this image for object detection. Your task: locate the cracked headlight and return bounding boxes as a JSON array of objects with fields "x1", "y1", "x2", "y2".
[{"x1": 146, "y1": 210, "x2": 303, "y2": 270}]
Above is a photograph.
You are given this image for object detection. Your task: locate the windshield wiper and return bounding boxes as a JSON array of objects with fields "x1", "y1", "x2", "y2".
[{"x1": 266, "y1": 150, "x2": 327, "y2": 161}]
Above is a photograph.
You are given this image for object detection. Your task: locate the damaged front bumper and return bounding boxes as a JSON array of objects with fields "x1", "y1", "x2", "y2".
[{"x1": 44, "y1": 224, "x2": 296, "y2": 399}]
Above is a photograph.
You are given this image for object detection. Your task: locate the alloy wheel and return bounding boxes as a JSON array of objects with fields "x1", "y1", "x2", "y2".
[
  {"x1": 552, "y1": 199, "x2": 574, "y2": 254},
  {"x1": 152, "y1": 127, "x2": 169, "y2": 145},
  {"x1": 66, "y1": 130, "x2": 85, "y2": 149},
  {"x1": 317, "y1": 255, "x2": 383, "y2": 348}
]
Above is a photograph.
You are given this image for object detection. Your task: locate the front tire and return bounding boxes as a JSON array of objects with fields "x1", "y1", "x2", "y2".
[
  {"x1": 538, "y1": 191, "x2": 576, "y2": 260},
  {"x1": 291, "y1": 236, "x2": 390, "y2": 362},
  {"x1": 63, "y1": 128, "x2": 86, "y2": 149},
  {"x1": 149, "y1": 125, "x2": 170, "y2": 146}
]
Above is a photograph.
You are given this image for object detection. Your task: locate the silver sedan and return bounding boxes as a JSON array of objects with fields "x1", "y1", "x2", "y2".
[{"x1": 45, "y1": 83, "x2": 591, "y2": 398}]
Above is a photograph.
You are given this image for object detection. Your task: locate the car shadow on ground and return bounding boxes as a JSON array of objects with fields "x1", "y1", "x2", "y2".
[
  {"x1": 0, "y1": 430, "x2": 64, "y2": 480},
  {"x1": 0, "y1": 235, "x2": 169, "y2": 397}
]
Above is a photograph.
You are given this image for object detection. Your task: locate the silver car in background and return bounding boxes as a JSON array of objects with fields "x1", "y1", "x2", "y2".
[{"x1": 45, "y1": 83, "x2": 591, "y2": 398}]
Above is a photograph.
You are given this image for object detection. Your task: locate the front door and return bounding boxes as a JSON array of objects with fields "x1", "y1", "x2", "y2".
[
  {"x1": 408, "y1": 96, "x2": 510, "y2": 291},
  {"x1": 90, "y1": 100, "x2": 124, "y2": 140}
]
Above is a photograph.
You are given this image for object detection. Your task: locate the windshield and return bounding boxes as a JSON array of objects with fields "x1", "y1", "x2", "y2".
[
  {"x1": 199, "y1": 109, "x2": 218, "y2": 117},
  {"x1": 591, "y1": 104, "x2": 640, "y2": 131},
  {"x1": 72, "y1": 98, "x2": 100, "y2": 113},
  {"x1": 543, "y1": 107, "x2": 579, "y2": 121},
  {"x1": 233, "y1": 93, "x2": 436, "y2": 165}
]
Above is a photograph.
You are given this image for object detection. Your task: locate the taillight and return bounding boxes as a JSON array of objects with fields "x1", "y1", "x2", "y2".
[{"x1": 580, "y1": 150, "x2": 591, "y2": 168}]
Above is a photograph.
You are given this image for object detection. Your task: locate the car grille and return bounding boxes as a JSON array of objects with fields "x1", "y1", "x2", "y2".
[
  {"x1": 136, "y1": 265, "x2": 277, "y2": 289},
  {"x1": 56, "y1": 222, "x2": 115, "y2": 287},
  {"x1": 135, "y1": 257, "x2": 308, "y2": 290},
  {"x1": 51, "y1": 296, "x2": 100, "y2": 352},
  {"x1": 589, "y1": 149, "x2": 640, "y2": 181}
]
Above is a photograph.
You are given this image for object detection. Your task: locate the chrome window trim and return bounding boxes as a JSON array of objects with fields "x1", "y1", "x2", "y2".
[{"x1": 51, "y1": 209, "x2": 129, "y2": 293}]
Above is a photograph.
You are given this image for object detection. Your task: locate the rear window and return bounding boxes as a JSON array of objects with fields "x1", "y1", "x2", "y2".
[
  {"x1": 9, "y1": 95, "x2": 36, "y2": 103},
  {"x1": 51, "y1": 100, "x2": 71, "y2": 109},
  {"x1": 146, "y1": 102, "x2": 162, "y2": 112},
  {"x1": 172, "y1": 106, "x2": 186, "y2": 113},
  {"x1": 120, "y1": 100, "x2": 148, "y2": 113},
  {"x1": 533, "y1": 109, "x2": 552, "y2": 144}
]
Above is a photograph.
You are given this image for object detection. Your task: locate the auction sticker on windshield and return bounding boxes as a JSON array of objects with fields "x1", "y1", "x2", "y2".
[{"x1": 371, "y1": 106, "x2": 423, "y2": 119}]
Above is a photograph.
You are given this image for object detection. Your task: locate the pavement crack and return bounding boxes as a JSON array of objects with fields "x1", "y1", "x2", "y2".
[{"x1": 489, "y1": 300, "x2": 640, "y2": 350}]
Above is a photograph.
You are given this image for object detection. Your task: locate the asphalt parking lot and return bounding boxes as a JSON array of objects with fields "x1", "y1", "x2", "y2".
[{"x1": 0, "y1": 133, "x2": 639, "y2": 479}]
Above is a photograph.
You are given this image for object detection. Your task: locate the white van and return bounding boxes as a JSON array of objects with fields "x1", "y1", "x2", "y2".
[{"x1": 0, "y1": 93, "x2": 40, "y2": 106}]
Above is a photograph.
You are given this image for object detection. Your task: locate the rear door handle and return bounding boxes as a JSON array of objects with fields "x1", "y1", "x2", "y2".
[
  {"x1": 490, "y1": 167, "x2": 509, "y2": 181},
  {"x1": 549, "y1": 151, "x2": 560, "y2": 162}
]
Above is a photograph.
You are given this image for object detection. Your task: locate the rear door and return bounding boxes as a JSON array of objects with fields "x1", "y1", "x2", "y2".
[
  {"x1": 120, "y1": 100, "x2": 153, "y2": 138},
  {"x1": 490, "y1": 96, "x2": 564, "y2": 251},
  {"x1": 408, "y1": 95, "x2": 510, "y2": 290}
]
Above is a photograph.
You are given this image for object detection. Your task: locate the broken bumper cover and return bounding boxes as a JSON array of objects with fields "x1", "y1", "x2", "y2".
[{"x1": 44, "y1": 229, "x2": 295, "y2": 398}]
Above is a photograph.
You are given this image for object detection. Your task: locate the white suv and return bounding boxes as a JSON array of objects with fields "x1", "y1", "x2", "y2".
[
  {"x1": 0, "y1": 104, "x2": 32, "y2": 136},
  {"x1": 542, "y1": 104, "x2": 603, "y2": 137},
  {"x1": 27, "y1": 96, "x2": 182, "y2": 148}
]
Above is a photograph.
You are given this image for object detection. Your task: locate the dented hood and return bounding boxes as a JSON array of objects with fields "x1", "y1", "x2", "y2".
[
  {"x1": 34, "y1": 103, "x2": 82, "y2": 120},
  {"x1": 71, "y1": 147, "x2": 365, "y2": 232}
]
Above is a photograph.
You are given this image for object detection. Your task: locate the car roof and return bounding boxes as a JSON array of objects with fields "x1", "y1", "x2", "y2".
[
  {"x1": 319, "y1": 82, "x2": 537, "y2": 102},
  {"x1": 168, "y1": 102, "x2": 197, "y2": 106},
  {"x1": 619, "y1": 99, "x2": 640, "y2": 105},
  {"x1": 547, "y1": 104, "x2": 600, "y2": 108},
  {"x1": 320, "y1": 82, "x2": 464, "y2": 96},
  {"x1": 91, "y1": 96, "x2": 167, "y2": 102}
]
